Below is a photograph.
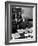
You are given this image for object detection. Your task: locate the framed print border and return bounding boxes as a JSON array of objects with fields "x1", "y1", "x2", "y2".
[{"x1": 5, "y1": 1, "x2": 37, "y2": 45}]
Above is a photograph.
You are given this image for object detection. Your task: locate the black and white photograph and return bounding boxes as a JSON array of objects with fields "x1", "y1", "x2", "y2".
[{"x1": 5, "y1": 1, "x2": 37, "y2": 44}]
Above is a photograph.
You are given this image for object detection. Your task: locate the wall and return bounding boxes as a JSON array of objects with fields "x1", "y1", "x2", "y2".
[{"x1": 0, "y1": 0, "x2": 38, "y2": 46}]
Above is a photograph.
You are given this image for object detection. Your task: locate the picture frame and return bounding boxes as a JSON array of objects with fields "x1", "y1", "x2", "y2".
[{"x1": 5, "y1": 1, "x2": 37, "y2": 45}]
